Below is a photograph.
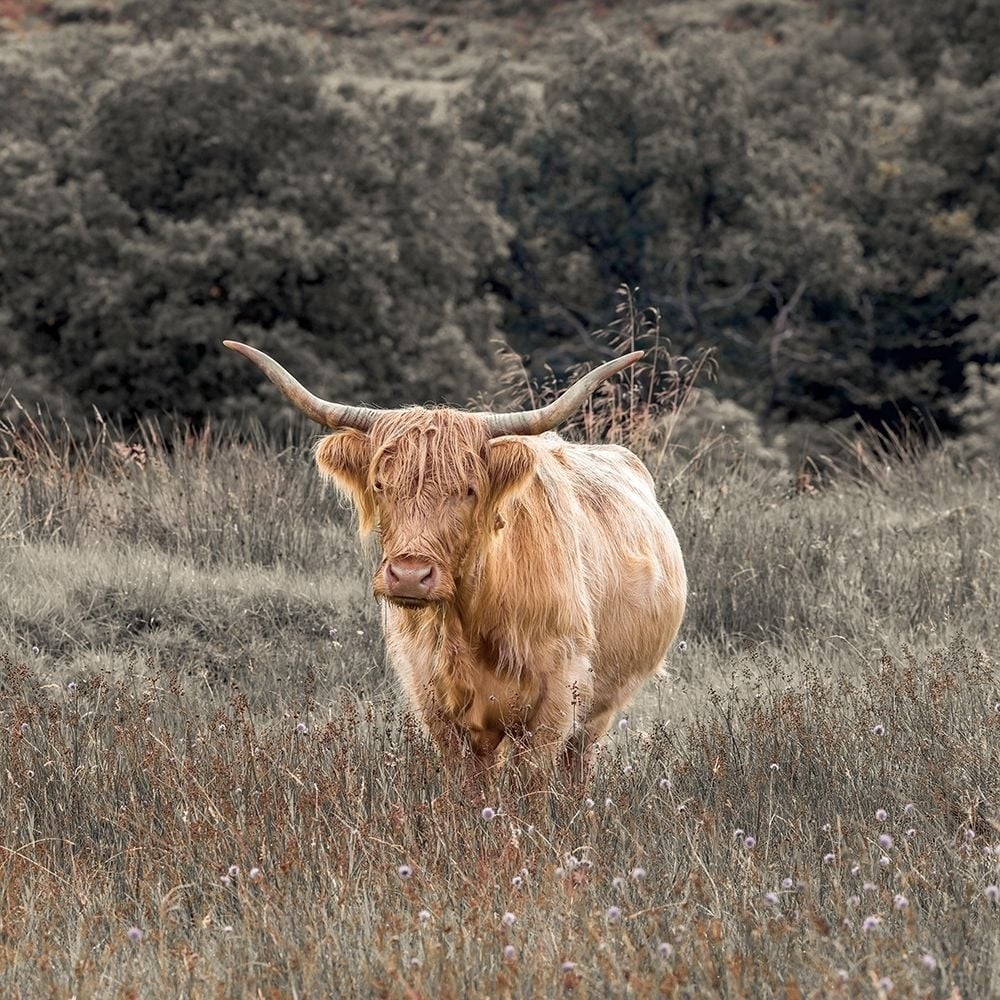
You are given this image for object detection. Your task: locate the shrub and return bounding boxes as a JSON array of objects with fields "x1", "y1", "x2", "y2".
[{"x1": 0, "y1": 25, "x2": 508, "y2": 428}]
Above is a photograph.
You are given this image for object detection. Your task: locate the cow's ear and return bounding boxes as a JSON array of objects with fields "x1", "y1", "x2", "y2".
[
  {"x1": 315, "y1": 430, "x2": 376, "y2": 536},
  {"x1": 485, "y1": 437, "x2": 536, "y2": 508}
]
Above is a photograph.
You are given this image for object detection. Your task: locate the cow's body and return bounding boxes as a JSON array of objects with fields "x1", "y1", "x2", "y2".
[
  {"x1": 225, "y1": 340, "x2": 686, "y2": 774},
  {"x1": 381, "y1": 432, "x2": 686, "y2": 765}
]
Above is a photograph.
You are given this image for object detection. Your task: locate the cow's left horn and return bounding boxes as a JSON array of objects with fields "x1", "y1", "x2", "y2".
[
  {"x1": 482, "y1": 351, "x2": 645, "y2": 437},
  {"x1": 223, "y1": 341, "x2": 379, "y2": 431}
]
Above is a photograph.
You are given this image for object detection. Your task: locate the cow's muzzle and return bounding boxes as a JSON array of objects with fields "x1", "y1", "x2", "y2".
[{"x1": 382, "y1": 559, "x2": 440, "y2": 606}]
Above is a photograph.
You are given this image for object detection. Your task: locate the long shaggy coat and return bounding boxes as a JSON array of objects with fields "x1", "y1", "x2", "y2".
[{"x1": 316, "y1": 408, "x2": 686, "y2": 770}]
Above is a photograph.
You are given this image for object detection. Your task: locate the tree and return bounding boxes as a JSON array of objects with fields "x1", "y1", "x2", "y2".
[
  {"x1": 949, "y1": 229, "x2": 1000, "y2": 457},
  {"x1": 465, "y1": 15, "x2": 994, "y2": 434},
  {"x1": 466, "y1": 29, "x2": 863, "y2": 412},
  {"x1": 827, "y1": 0, "x2": 1000, "y2": 87},
  {"x1": 1, "y1": 26, "x2": 508, "y2": 426}
]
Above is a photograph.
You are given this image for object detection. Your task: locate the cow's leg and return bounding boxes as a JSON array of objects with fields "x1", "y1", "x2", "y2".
[
  {"x1": 420, "y1": 706, "x2": 465, "y2": 765},
  {"x1": 465, "y1": 726, "x2": 504, "y2": 781},
  {"x1": 562, "y1": 705, "x2": 617, "y2": 779},
  {"x1": 518, "y1": 659, "x2": 594, "y2": 780},
  {"x1": 419, "y1": 709, "x2": 504, "y2": 799}
]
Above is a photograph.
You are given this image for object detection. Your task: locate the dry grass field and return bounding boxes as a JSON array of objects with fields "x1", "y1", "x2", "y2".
[{"x1": 2, "y1": 403, "x2": 999, "y2": 997}]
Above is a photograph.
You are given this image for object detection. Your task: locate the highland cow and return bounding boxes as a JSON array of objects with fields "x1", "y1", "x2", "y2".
[{"x1": 226, "y1": 341, "x2": 686, "y2": 775}]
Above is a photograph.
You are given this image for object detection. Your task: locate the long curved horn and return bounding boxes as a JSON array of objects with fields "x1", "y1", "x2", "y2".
[
  {"x1": 223, "y1": 341, "x2": 379, "y2": 432},
  {"x1": 482, "y1": 350, "x2": 645, "y2": 437}
]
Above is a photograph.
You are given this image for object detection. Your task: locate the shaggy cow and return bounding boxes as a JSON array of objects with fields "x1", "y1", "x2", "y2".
[{"x1": 225, "y1": 341, "x2": 686, "y2": 774}]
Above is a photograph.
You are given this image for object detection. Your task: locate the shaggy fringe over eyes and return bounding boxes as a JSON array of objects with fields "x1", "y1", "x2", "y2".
[
  {"x1": 370, "y1": 409, "x2": 490, "y2": 501},
  {"x1": 316, "y1": 411, "x2": 539, "y2": 546}
]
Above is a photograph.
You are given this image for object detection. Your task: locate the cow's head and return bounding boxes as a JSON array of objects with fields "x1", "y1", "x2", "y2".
[{"x1": 224, "y1": 341, "x2": 641, "y2": 609}]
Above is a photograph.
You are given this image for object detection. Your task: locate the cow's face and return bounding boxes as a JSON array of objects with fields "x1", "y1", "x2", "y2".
[{"x1": 316, "y1": 410, "x2": 536, "y2": 608}]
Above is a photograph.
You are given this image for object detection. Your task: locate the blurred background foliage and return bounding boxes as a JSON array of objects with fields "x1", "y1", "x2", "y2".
[{"x1": 1, "y1": 0, "x2": 998, "y2": 460}]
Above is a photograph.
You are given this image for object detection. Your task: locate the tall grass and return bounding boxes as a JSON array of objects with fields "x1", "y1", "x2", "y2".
[
  {"x1": 2, "y1": 640, "x2": 997, "y2": 997},
  {"x1": 1, "y1": 389, "x2": 999, "y2": 996},
  {"x1": 672, "y1": 441, "x2": 999, "y2": 655},
  {"x1": 0, "y1": 412, "x2": 384, "y2": 698},
  {"x1": 1, "y1": 409, "x2": 340, "y2": 567}
]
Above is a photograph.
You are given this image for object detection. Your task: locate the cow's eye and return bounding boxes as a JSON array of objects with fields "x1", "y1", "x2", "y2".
[
  {"x1": 466, "y1": 485, "x2": 476, "y2": 498},
  {"x1": 373, "y1": 480, "x2": 384, "y2": 493}
]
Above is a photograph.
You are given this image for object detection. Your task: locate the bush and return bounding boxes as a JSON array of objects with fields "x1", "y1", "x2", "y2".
[{"x1": 0, "y1": 26, "x2": 508, "y2": 428}]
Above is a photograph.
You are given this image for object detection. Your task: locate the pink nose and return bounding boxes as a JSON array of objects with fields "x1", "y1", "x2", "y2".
[{"x1": 385, "y1": 561, "x2": 438, "y2": 600}]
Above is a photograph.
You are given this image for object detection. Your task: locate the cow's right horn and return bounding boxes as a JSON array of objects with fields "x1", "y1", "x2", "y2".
[
  {"x1": 224, "y1": 341, "x2": 379, "y2": 432},
  {"x1": 482, "y1": 351, "x2": 645, "y2": 437}
]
